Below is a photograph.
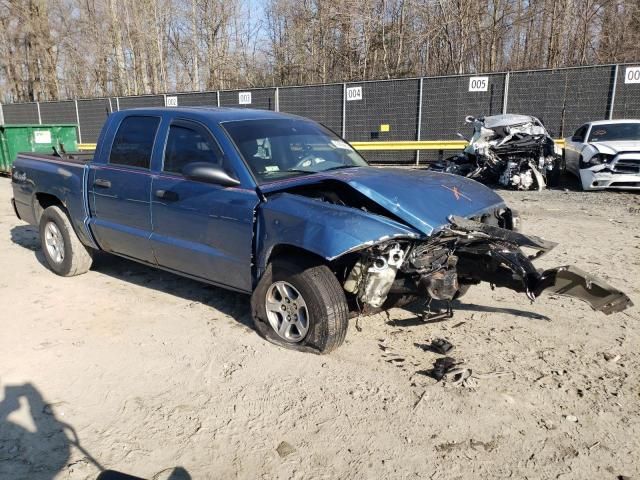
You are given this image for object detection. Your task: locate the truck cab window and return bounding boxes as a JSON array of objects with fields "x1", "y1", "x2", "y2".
[
  {"x1": 163, "y1": 121, "x2": 224, "y2": 175},
  {"x1": 109, "y1": 116, "x2": 160, "y2": 169}
]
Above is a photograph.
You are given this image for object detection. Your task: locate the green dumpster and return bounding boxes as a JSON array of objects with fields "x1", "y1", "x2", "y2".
[{"x1": 0, "y1": 124, "x2": 79, "y2": 173}]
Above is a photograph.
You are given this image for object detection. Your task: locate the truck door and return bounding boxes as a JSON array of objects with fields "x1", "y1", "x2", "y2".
[
  {"x1": 88, "y1": 115, "x2": 159, "y2": 264},
  {"x1": 150, "y1": 119, "x2": 258, "y2": 292}
]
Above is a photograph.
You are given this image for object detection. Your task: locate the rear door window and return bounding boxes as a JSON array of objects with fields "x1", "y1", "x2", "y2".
[
  {"x1": 163, "y1": 120, "x2": 224, "y2": 175},
  {"x1": 109, "y1": 116, "x2": 160, "y2": 169}
]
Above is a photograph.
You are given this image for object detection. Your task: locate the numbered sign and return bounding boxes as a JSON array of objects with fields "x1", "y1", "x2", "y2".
[
  {"x1": 165, "y1": 96, "x2": 178, "y2": 107},
  {"x1": 624, "y1": 67, "x2": 640, "y2": 84},
  {"x1": 239, "y1": 92, "x2": 252, "y2": 105},
  {"x1": 468, "y1": 76, "x2": 489, "y2": 92},
  {"x1": 346, "y1": 86, "x2": 363, "y2": 101}
]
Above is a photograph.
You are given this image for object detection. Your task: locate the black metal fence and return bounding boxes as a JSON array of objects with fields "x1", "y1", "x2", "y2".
[{"x1": 2, "y1": 63, "x2": 639, "y2": 164}]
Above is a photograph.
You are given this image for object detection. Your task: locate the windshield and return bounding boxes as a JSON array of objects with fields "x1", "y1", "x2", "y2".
[
  {"x1": 588, "y1": 123, "x2": 640, "y2": 142},
  {"x1": 222, "y1": 119, "x2": 368, "y2": 183}
]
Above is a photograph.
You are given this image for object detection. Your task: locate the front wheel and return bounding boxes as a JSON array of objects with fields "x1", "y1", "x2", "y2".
[
  {"x1": 546, "y1": 157, "x2": 562, "y2": 188},
  {"x1": 251, "y1": 258, "x2": 349, "y2": 353},
  {"x1": 39, "y1": 205, "x2": 93, "y2": 276}
]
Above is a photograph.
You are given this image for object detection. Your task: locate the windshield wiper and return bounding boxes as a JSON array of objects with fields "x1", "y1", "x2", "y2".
[
  {"x1": 261, "y1": 169, "x2": 312, "y2": 177},
  {"x1": 285, "y1": 169, "x2": 316, "y2": 175},
  {"x1": 321, "y1": 165, "x2": 356, "y2": 172}
]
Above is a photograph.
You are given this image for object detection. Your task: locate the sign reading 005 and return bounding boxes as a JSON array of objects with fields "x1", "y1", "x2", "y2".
[{"x1": 468, "y1": 77, "x2": 489, "y2": 92}]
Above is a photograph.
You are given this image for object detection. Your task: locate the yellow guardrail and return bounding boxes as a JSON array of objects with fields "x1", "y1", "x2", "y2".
[
  {"x1": 350, "y1": 140, "x2": 468, "y2": 151},
  {"x1": 75, "y1": 139, "x2": 565, "y2": 153},
  {"x1": 352, "y1": 139, "x2": 565, "y2": 151}
]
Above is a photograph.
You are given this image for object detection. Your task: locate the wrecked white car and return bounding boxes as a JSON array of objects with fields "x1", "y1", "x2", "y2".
[
  {"x1": 564, "y1": 120, "x2": 640, "y2": 190},
  {"x1": 437, "y1": 114, "x2": 562, "y2": 190}
]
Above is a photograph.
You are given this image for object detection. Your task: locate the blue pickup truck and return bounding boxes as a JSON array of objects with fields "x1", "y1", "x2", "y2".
[{"x1": 11, "y1": 108, "x2": 631, "y2": 352}]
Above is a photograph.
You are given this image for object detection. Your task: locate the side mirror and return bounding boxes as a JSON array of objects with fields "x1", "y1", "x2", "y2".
[{"x1": 182, "y1": 162, "x2": 240, "y2": 187}]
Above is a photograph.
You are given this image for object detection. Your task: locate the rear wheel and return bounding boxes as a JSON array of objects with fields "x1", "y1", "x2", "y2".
[
  {"x1": 39, "y1": 205, "x2": 93, "y2": 276},
  {"x1": 251, "y1": 257, "x2": 348, "y2": 353}
]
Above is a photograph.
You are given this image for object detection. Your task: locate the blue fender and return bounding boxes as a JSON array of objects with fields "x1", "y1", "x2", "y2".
[{"x1": 255, "y1": 192, "x2": 422, "y2": 275}]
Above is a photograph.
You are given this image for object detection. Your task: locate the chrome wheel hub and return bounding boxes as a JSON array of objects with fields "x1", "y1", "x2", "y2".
[
  {"x1": 265, "y1": 281, "x2": 309, "y2": 343},
  {"x1": 44, "y1": 222, "x2": 64, "y2": 264}
]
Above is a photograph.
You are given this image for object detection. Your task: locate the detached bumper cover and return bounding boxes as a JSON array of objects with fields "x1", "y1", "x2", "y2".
[
  {"x1": 535, "y1": 266, "x2": 633, "y2": 315},
  {"x1": 448, "y1": 215, "x2": 632, "y2": 315}
]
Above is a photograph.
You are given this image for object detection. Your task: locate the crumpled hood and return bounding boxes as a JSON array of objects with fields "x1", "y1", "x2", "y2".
[
  {"x1": 592, "y1": 141, "x2": 640, "y2": 155},
  {"x1": 260, "y1": 167, "x2": 506, "y2": 235}
]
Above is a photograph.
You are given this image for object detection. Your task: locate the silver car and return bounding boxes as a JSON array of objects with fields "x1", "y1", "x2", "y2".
[{"x1": 564, "y1": 120, "x2": 640, "y2": 191}]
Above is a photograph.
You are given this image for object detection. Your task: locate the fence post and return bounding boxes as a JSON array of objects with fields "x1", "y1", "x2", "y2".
[
  {"x1": 502, "y1": 71, "x2": 510, "y2": 114},
  {"x1": 36, "y1": 102, "x2": 42, "y2": 124},
  {"x1": 275, "y1": 87, "x2": 280, "y2": 112},
  {"x1": 216, "y1": 91, "x2": 220, "y2": 107},
  {"x1": 108, "y1": 98, "x2": 113, "y2": 113},
  {"x1": 0, "y1": 102, "x2": 4, "y2": 125},
  {"x1": 342, "y1": 83, "x2": 347, "y2": 138},
  {"x1": 115, "y1": 97, "x2": 120, "y2": 111},
  {"x1": 609, "y1": 64, "x2": 619, "y2": 120},
  {"x1": 416, "y1": 77, "x2": 424, "y2": 166},
  {"x1": 74, "y1": 99, "x2": 82, "y2": 143}
]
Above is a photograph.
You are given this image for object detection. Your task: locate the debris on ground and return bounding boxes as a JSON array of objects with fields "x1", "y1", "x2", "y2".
[
  {"x1": 276, "y1": 441, "x2": 296, "y2": 458},
  {"x1": 426, "y1": 357, "x2": 512, "y2": 388},
  {"x1": 603, "y1": 352, "x2": 621, "y2": 363},
  {"x1": 430, "y1": 338, "x2": 454, "y2": 355},
  {"x1": 429, "y1": 357, "x2": 459, "y2": 381}
]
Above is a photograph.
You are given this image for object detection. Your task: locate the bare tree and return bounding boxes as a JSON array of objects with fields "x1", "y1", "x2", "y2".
[{"x1": 1, "y1": 0, "x2": 639, "y2": 103}]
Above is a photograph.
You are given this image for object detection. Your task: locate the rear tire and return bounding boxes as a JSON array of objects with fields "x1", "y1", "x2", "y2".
[
  {"x1": 251, "y1": 257, "x2": 349, "y2": 353},
  {"x1": 39, "y1": 205, "x2": 93, "y2": 276}
]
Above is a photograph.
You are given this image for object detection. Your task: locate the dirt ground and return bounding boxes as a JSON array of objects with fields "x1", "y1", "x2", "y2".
[{"x1": 1, "y1": 175, "x2": 639, "y2": 480}]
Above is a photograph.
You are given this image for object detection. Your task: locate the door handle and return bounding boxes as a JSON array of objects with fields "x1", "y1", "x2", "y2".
[
  {"x1": 155, "y1": 189, "x2": 179, "y2": 201},
  {"x1": 93, "y1": 178, "x2": 111, "y2": 188}
]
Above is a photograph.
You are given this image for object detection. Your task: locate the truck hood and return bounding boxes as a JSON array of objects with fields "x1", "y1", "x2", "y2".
[
  {"x1": 260, "y1": 167, "x2": 506, "y2": 235},
  {"x1": 592, "y1": 141, "x2": 640, "y2": 155}
]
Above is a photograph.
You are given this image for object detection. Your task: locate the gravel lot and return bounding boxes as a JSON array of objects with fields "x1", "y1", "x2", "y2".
[{"x1": 1, "y1": 175, "x2": 639, "y2": 480}]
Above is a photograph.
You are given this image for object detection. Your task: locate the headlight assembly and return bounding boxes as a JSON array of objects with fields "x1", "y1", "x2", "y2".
[{"x1": 581, "y1": 153, "x2": 614, "y2": 168}]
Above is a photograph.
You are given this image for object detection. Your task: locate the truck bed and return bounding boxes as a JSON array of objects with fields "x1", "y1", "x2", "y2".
[
  {"x1": 11, "y1": 151, "x2": 96, "y2": 249},
  {"x1": 17, "y1": 151, "x2": 95, "y2": 165}
]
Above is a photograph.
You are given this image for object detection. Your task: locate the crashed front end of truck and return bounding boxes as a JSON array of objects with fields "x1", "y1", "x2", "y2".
[
  {"x1": 342, "y1": 210, "x2": 631, "y2": 317},
  {"x1": 258, "y1": 169, "x2": 632, "y2": 322}
]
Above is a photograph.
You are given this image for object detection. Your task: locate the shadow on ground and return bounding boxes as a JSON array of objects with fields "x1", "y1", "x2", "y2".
[
  {"x1": 0, "y1": 382, "x2": 74, "y2": 479},
  {"x1": 9, "y1": 225, "x2": 253, "y2": 329},
  {"x1": 385, "y1": 297, "x2": 550, "y2": 327},
  {"x1": 1, "y1": 382, "x2": 189, "y2": 479}
]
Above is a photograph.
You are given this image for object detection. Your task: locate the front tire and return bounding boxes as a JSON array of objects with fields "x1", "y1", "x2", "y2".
[
  {"x1": 39, "y1": 205, "x2": 93, "y2": 276},
  {"x1": 546, "y1": 157, "x2": 562, "y2": 188},
  {"x1": 251, "y1": 258, "x2": 348, "y2": 353}
]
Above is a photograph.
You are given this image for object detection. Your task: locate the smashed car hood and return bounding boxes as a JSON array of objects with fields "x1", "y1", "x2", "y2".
[
  {"x1": 592, "y1": 141, "x2": 640, "y2": 154},
  {"x1": 260, "y1": 167, "x2": 505, "y2": 235},
  {"x1": 483, "y1": 114, "x2": 540, "y2": 129}
]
